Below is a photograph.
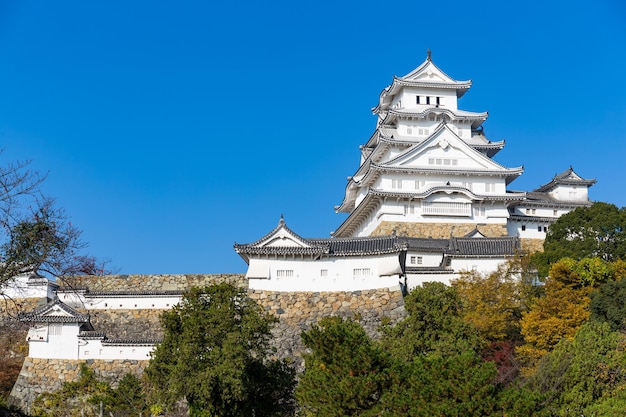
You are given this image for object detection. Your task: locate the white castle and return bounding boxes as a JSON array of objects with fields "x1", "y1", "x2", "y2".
[
  {"x1": 7, "y1": 54, "x2": 594, "y2": 364},
  {"x1": 235, "y1": 53, "x2": 594, "y2": 293}
]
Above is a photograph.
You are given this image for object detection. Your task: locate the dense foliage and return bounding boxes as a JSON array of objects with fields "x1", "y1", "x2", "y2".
[
  {"x1": 32, "y1": 364, "x2": 147, "y2": 417},
  {"x1": 144, "y1": 283, "x2": 295, "y2": 417},
  {"x1": 298, "y1": 283, "x2": 501, "y2": 416},
  {"x1": 532, "y1": 202, "x2": 626, "y2": 277}
]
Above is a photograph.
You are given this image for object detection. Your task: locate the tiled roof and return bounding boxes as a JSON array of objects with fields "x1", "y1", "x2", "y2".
[
  {"x1": 19, "y1": 298, "x2": 90, "y2": 323},
  {"x1": 102, "y1": 339, "x2": 161, "y2": 346},
  {"x1": 534, "y1": 167, "x2": 596, "y2": 193},
  {"x1": 371, "y1": 163, "x2": 525, "y2": 180},
  {"x1": 307, "y1": 235, "x2": 404, "y2": 256},
  {"x1": 508, "y1": 214, "x2": 559, "y2": 223},
  {"x1": 79, "y1": 331, "x2": 107, "y2": 339},
  {"x1": 369, "y1": 187, "x2": 527, "y2": 202},
  {"x1": 399, "y1": 237, "x2": 450, "y2": 252},
  {"x1": 83, "y1": 290, "x2": 184, "y2": 298},
  {"x1": 57, "y1": 288, "x2": 185, "y2": 297},
  {"x1": 236, "y1": 235, "x2": 404, "y2": 257},
  {"x1": 233, "y1": 245, "x2": 327, "y2": 256},
  {"x1": 520, "y1": 191, "x2": 594, "y2": 207},
  {"x1": 449, "y1": 237, "x2": 519, "y2": 257},
  {"x1": 78, "y1": 332, "x2": 161, "y2": 345},
  {"x1": 405, "y1": 266, "x2": 452, "y2": 274}
]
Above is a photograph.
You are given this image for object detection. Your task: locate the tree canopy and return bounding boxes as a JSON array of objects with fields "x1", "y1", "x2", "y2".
[
  {"x1": 144, "y1": 283, "x2": 295, "y2": 417},
  {"x1": 296, "y1": 317, "x2": 390, "y2": 417},
  {"x1": 533, "y1": 202, "x2": 626, "y2": 277}
]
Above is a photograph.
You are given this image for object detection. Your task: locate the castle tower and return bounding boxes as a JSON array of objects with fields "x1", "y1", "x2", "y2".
[{"x1": 333, "y1": 53, "x2": 525, "y2": 239}]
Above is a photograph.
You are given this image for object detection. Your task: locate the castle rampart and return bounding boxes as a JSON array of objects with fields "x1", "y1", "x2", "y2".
[{"x1": 8, "y1": 274, "x2": 406, "y2": 411}]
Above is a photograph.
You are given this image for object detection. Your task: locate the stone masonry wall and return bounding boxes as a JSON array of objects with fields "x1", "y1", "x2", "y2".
[
  {"x1": 0, "y1": 298, "x2": 49, "y2": 398},
  {"x1": 61, "y1": 273, "x2": 247, "y2": 292},
  {"x1": 10, "y1": 358, "x2": 148, "y2": 412},
  {"x1": 520, "y1": 238, "x2": 545, "y2": 254},
  {"x1": 371, "y1": 221, "x2": 509, "y2": 238},
  {"x1": 88, "y1": 309, "x2": 167, "y2": 340},
  {"x1": 249, "y1": 288, "x2": 405, "y2": 370},
  {"x1": 9, "y1": 276, "x2": 407, "y2": 411}
]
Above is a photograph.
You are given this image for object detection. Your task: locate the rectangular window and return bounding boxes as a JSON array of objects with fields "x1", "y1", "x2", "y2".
[
  {"x1": 422, "y1": 201, "x2": 471, "y2": 216},
  {"x1": 404, "y1": 204, "x2": 415, "y2": 216},
  {"x1": 485, "y1": 183, "x2": 495, "y2": 192},
  {"x1": 426, "y1": 96, "x2": 431, "y2": 105},
  {"x1": 436, "y1": 97, "x2": 441, "y2": 106},
  {"x1": 553, "y1": 209, "x2": 558, "y2": 216},
  {"x1": 526, "y1": 208, "x2": 530, "y2": 214},
  {"x1": 276, "y1": 270, "x2": 294, "y2": 278},
  {"x1": 532, "y1": 209, "x2": 536, "y2": 214},
  {"x1": 544, "y1": 226, "x2": 548, "y2": 232},
  {"x1": 353, "y1": 268, "x2": 371, "y2": 277},
  {"x1": 417, "y1": 256, "x2": 423, "y2": 265},
  {"x1": 416, "y1": 96, "x2": 420, "y2": 104},
  {"x1": 406, "y1": 126, "x2": 413, "y2": 135},
  {"x1": 410, "y1": 256, "x2": 416, "y2": 265},
  {"x1": 392, "y1": 179, "x2": 402, "y2": 189},
  {"x1": 49, "y1": 324, "x2": 62, "y2": 336},
  {"x1": 473, "y1": 205, "x2": 485, "y2": 217},
  {"x1": 320, "y1": 269, "x2": 328, "y2": 277},
  {"x1": 521, "y1": 225, "x2": 526, "y2": 231}
]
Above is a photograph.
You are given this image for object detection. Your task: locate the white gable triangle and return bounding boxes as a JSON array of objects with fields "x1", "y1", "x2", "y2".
[
  {"x1": 252, "y1": 217, "x2": 313, "y2": 249},
  {"x1": 383, "y1": 124, "x2": 510, "y2": 172}
]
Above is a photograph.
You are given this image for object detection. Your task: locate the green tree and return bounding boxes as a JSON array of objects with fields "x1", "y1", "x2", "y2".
[
  {"x1": 527, "y1": 320, "x2": 626, "y2": 416},
  {"x1": 532, "y1": 202, "x2": 626, "y2": 278},
  {"x1": 379, "y1": 282, "x2": 500, "y2": 416},
  {"x1": 377, "y1": 351, "x2": 499, "y2": 417},
  {"x1": 382, "y1": 281, "x2": 484, "y2": 359},
  {"x1": 590, "y1": 272, "x2": 626, "y2": 331},
  {"x1": 296, "y1": 316, "x2": 390, "y2": 417},
  {"x1": 144, "y1": 283, "x2": 295, "y2": 417}
]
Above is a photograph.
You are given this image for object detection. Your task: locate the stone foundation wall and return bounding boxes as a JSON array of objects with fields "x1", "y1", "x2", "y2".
[
  {"x1": 0, "y1": 298, "x2": 49, "y2": 398},
  {"x1": 371, "y1": 221, "x2": 508, "y2": 238},
  {"x1": 87, "y1": 309, "x2": 167, "y2": 340},
  {"x1": 61, "y1": 274, "x2": 246, "y2": 292},
  {"x1": 9, "y1": 358, "x2": 148, "y2": 412},
  {"x1": 249, "y1": 288, "x2": 405, "y2": 369},
  {"x1": 520, "y1": 238, "x2": 544, "y2": 254},
  {"x1": 8, "y1": 281, "x2": 407, "y2": 410}
]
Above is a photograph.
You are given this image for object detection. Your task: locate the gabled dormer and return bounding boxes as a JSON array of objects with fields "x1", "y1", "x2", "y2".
[
  {"x1": 534, "y1": 167, "x2": 596, "y2": 202},
  {"x1": 20, "y1": 298, "x2": 93, "y2": 359},
  {"x1": 373, "y1": 51, "x2": 472, "y2": 121},
  {"x1": 233, "y1": 216, "x2": 328, "y2": 264}
]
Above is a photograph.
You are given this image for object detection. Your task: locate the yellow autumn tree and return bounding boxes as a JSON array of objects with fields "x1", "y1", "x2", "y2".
[
  {"x1": 452, "y1": 255, "x2": 538, "y2": 343},
  {"x1": 516, "y1": 258, "x2": 615, "y2": 374}
]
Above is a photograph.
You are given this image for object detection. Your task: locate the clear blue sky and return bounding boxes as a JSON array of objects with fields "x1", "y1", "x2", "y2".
[{"x1": 0, "y1": 1, "x2": 624, "y2": 274}]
